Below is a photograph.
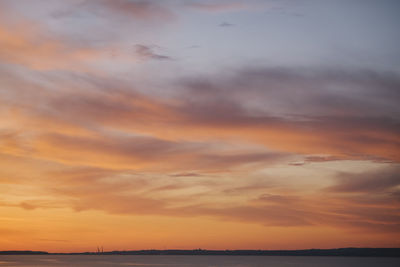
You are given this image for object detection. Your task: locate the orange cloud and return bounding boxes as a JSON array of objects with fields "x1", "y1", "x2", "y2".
[
  {"x1": 95, "y1": 0, "x2": 175, "y2": 21},
  {"x1": 1, "y1": 68, "x2": 398, "y2": 171},
  {"x1": 0, "y1": 23, "x2": 101, "y2": 71}
]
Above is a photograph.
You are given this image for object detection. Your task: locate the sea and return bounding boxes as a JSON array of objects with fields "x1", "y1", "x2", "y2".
[{"x1": 0, "y1": 255, "x2": 400, "y2": 267}]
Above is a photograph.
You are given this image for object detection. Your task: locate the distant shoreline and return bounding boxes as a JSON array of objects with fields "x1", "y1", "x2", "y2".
[{"x1": 1, "y1": 248, "x2": 399, "y2": 257}]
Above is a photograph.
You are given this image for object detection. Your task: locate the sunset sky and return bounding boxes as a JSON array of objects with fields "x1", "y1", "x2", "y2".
[{"x1": 0, "y1": 0, "x2": 399, "y2": 252}]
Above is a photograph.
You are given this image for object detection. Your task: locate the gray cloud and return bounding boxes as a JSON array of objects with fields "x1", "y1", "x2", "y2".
[
  {"x1": 219, "y1": 22, "x2": 234, "y2": 27},
  {"x1": 185, "y1": 1, "x2": 249, "y2": 13},
  {"x1": 134, "y1": 44, "x2": 172, "y2": 61},
  {"x1": 180, "y1": 67, "x2": 400, "y2": 119},
  {"x1": 175, "y1": 67, "x2": 400, "y2": 161},
  {"x1": 326, "y1": 167, "x2": 400, "y2": 193}
]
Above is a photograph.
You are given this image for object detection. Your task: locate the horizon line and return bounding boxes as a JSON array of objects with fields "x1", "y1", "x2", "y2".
[{"x1": 2, "y1": 247, "x2": 400, "y2": 254}]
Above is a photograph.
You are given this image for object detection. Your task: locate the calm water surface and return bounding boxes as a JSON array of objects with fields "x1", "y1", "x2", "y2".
[{"x1": 0, "y1": 255, "x2": 399, "y2": 267}]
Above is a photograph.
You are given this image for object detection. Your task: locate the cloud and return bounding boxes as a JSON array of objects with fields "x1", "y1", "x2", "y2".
[
  {"x1": 0, "y1": 22, "x2": 98, "y2": 71},
  {"x1": 326, "y1": 167, "x2": 400, "y2": 193},
  {"x1": 180, "y1": 67, "x2": 400, "y2": 118},
  {"x1": 13, "y1": 167, "x2": 310, "y2": 227},
  {"x1": 1, "y1": 65, "x2": 399, "y2": 164},
  {"x1": 31, "y1": 132, "x2": 287, "y2": 172},
  {"x1": 184, "y1": 0, "x2": 292, "y2": 15},
  {"x1": 134, "y1": 44, "x2": 172, "y2": 61},
  {"x1": 253, "y1": 193, "x2": 300, "y2": 204},
  {"x1": 58, "y1": 178, "x2": 400, "y2": 231},
  {"x1": 1, "y1": 62, "x2": 399, "y2": 234},
  {"x1": 31, "y1": 133, "x2": 201, "y2": 170},
  {"x1": 176, "y1": 67, "x2": 400, "y2": 162},
  {"x1": 0, "y1": 5, "x2": 110, "y2": 71},
  {"x1": 0, "y1": 2, "x2": 174, "y2": 71},
  {"x1": 98, "y1": 0, "x2": 173, "y2": 20},
  {"x1": 19, "y1": 202, "x2": 36, "y2": 210},
  {"x1": 185, "y1": 1, "x2": 249, "y2": 13},
  {"x1": 56, "y1": 0, "x2": 175, "y2": 21},
  {"x1": 2, "y1": 147, "x2": 399, "y2": 233},
  {"x1": 100, "y1": 0, "x2": 174, "y2": 20},
  {"x1": 219, "y1": 22, "x2": 235, "y2": 27},
  {"x1": 223, "y1": 184, "x2": 274, "y2": 194},
  {"x1": 170, "y1": 172, "x2": 203, "y2": 177}
]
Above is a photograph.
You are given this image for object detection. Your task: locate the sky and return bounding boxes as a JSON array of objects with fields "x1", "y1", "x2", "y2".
[{"x1": 0, "y1": 0, "x2": 399, "y2": 252}]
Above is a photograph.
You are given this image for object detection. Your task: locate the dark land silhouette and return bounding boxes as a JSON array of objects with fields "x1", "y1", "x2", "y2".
[{"x1": 1, "y1": 248, "x2": 399, "y2": 257}]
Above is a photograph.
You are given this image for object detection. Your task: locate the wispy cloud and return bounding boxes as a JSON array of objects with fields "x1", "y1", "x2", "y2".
[
  {"x1": 0, "y1": 18, "x2": 100, "y2": 71},
  {"x1": 326, "y1": 167, "x2": 400, "y2": 193},
  {"x1": 58, "y1": 0, "x2": 175, "y2": 21},
  {"x1": 97, "y1": 0, "x2": 174, "y2": 20},
  {"x1": 185, "y1": 1, "x2": 250, "y2": 13},
  {"x1": 219, "y1": 22, "x2": 235, "y2": 27},
  {"x1": 134, "y1": 44, "x2": 172, "y2": 61},
  {"x1": 1, "y1": 65, "x2": 399, "y2": 165}
]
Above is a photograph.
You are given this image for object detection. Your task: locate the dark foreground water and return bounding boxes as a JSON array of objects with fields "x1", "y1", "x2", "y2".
[{"x1": 0, "y1": 255, "x2": 399, "y2": 267}]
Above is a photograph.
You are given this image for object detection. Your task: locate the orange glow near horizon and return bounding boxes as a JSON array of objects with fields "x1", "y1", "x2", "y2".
[{"x1": 1, "y1": 207, "x2": 398, "y2": 253}]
